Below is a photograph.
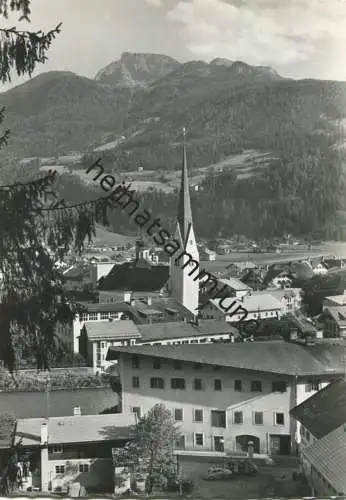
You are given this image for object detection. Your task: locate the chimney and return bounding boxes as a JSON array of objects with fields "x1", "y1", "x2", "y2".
[
  {"x1": 41, "y1": 420, "x2": 48, "y2": 445},
  {"x1": 40, "y1": 420, "x2": 49, "y2": 492},
  {"x1": 73, "y1": 405, "x2": 81, "y2": 416},
  {"x1": 147, "y1": 296, "x2": 152, "y2": 306}
]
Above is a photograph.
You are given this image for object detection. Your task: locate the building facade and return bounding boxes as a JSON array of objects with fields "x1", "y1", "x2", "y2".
[{"x1": 107, "y1": 343, "x2": 342, "y2": 456}]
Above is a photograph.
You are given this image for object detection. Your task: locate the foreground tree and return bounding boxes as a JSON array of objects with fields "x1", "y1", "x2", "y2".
[
  {"x1": 129, "y1": 404, "x2": 178, "y2": 491},
  {"x1": 0, "y1": 0, "x2": 111, "y2": 370}
]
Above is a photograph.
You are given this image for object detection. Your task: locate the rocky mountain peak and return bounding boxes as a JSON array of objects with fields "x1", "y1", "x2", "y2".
[{"x1": 95, "y1": 52, "x2": 179, "y2": 88}]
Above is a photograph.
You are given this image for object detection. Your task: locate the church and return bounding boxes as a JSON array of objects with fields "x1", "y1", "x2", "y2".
[
  {"x1": 168, "y1": 129, "x2": 200, "y2": 315},
  {"x1": 94, "y1": 130, "x2": 201, "y2": 316}
]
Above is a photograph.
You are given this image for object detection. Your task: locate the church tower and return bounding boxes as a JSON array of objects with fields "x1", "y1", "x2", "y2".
[{"x1": 169, "y1": 128, "x2": 199, "y2": 315}]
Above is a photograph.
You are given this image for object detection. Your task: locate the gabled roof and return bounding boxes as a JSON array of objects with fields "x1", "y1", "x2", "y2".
[
  {"x1": 290, "y1": 378, "x2": 346, "y2": 438},
  {"x1": 15, "y1": 413, "x2": 136, "y2": 447},
  {"x1": 134, "y1": 297, "x2": 195, "y2": 323},
  {"x1": 218, "y1": 277, "x2": 252, "y2": 291},
  {"x1": 324, "y1": 294, "x2": 346, "y2": 306},
  {"x1": 84, "y1": 319, "x2": 141, "y2": 340},
  {"x1": 302, "y1": 423, "x2": 346, "y2": 493},
  {"x1": 210, "y1": 293, "x2": 283, "y2": 314},
  {"x1": 107, "y1": 341, "x2": 343, "y2": 376},
  {"x1": 138, "y1": 320, "x2": 238, "y2": 342},
  {"x1": 323, "y1": 306, "x2": 346, "y2": 326}
]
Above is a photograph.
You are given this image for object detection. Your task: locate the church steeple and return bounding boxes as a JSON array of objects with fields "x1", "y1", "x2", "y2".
[
  {"x1": 169, "y1": 127, "x2": 199, "y2": 315},
  {"x1": 177, "y1": 127, "x2": 193, "y2": 243}
]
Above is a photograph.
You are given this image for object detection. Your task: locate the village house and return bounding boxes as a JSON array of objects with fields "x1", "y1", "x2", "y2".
[
  {"x1": 13, "y1": 410, "x2": 136, "y2": 494},
  {"x1": 290, "y1": 379, "x2": 346, "y2": 496},
  {"x1": 216, "y1": 277, "x2": 252, "y2": 299},
  {"x1": 268, "y1": 271, "x2": 293, "y2": 289},
  {"x1": 106, "y1": 342, "x2": 344, "y2": 456},
  {"x1": 257, "y1": 288, "x2": 302, "y2": 314},
  {"x1": 198, "y1": 246, "x2": 217, "y2": 261},
  {"x1": 136, "y1": 319, "x2": 239, "y2": 346},
  {"x1": 318, "y1": 306, "x2": 346, "y2": 338},
  {"x1": 200, "y1": 293, "x2": 284, "y2": 322},
  {"x1": 59, "y1": 295, "x2": 194, "y2": 356},
  {"x1": 323, "y1": 291, "x2": 346, "y2": 309},
  {"x1": 223, "y1": 261, "x2": 257, "y2": 279},
  {"x1": 79, "y1": 320, "x2": 141, "y2": 373},
  {"x1": 79, "y1": 318, "x2": 239, "y2": 372},
  {"x1": 306, "y1": 258, "x2": 328, "y2": 276}
]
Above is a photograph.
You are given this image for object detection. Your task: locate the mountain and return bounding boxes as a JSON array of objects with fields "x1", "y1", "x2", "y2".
[
  {"x1": 0, "y1": 70, "x2": 133, "y2": 157},
  {"x1": 0, "y1": 52, "x2": 346, "y2": 240},
  {"x1": 94, "y1": 52, "x2": 179, "y2": 88},
  {"x1": 0, "y1": 54, "x2": 285, "y2": 158}
]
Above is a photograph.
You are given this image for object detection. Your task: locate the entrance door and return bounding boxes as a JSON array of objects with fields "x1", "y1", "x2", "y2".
[
  {"x1": 236, "y1": 435, "x2": 260, "y2": 453},
  {"x1": 214, "y1": 436, "x2": 225, "y2": 452},
  {"x1": 270, "y1": 435, "x2": 291, "y2": 455}
]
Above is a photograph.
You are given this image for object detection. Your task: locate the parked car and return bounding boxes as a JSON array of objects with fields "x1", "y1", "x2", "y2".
[
  {"x1": 203, "y1": 467, "x2": 233, "y2": 481},
  {"x1": 226, "y1": 459, "x2": 259, "y2": 476}
]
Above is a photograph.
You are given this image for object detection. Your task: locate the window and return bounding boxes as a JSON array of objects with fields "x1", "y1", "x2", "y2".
[
  {"x1": 211, "y1": 410, "x2": 226, "y2": 428},
  {"x1": 234, "y1": 411, "x2": 243, "y2": 424},
  {"x1": 101, "y1": 342, "x2": 106, "y2": 348},
  {"x1": 213, "y1": 365, "x2": 221, "y2": 371},
  {"x1": 173, "y1": 360, "x2": 182, "y2": 370},
  {"x1": 194, "y1": 378, "x2": 203, "y2": 390},
  {"x1": 214, "y1": 379, "x2": 222, "y2": 391},
  {"x1": 272, "y1": 381, "x2": 287, "y2": 392},
  {"x1": 194, "y1": 363, "x2": 202, "y2": 369},
  {"x1": 251, "y1": 380, "x2": 262, "y2": 392},
  {"x1": 80, "y1": 313, "x2": 88, "y2": 322},
  {"x1": 171, "y1": 378, "x2": 185, "y2": 390},
  {"x1": 305, "y1": 381, "x2": 320, "y2": 392},
  {"x1": 150, "y1": 377, "x2": 164, "y2": 389},
  {"x1": 234, "y1": 380, "x2": 242, "y2": 392},
  {"x1": 254, "y1": 412, "x2": 263, "y2": 425},
  {"x1": 153, "y1": 358, "x2": 161, "y2": 369},
  {"x1": 79, "y1": 464, "x2": 89, "y2": 473},
  {"x1": 55, "y1": 465, "x2": 65, "y2": 474},
  {"x1": 194, "y1": 433, "x2": 204, "y2": 446},
  {"x1": 275, "y1": 412, "x2": 285, "y2": 425},
  {"x1": 132, "y1": 355, "x2": 140, "y2": 369},
  {"x1": 100, "y1": 312, "x2": 109, "y2": 319},
  {"x1": 174, "y1": 409, "x2": 183, "y2": 421},
  {"x1": 52, "y1": 445, "x2": 63, "y2": 454},
  {"x1": 132, "y1": 376, "x2": 140, "y2": 388},
  {"x1": 132, "y1": 407, "x2": 141, "y2": 418},
  {"x1": 89, "y1": 313, "x2": 98, "y2": 320},
  {"x1": 175, "y1": 435, "x2": 185, "y2": 449},
  {"x1": 194, "y1": 409, "x2": 203, "y2": 422}
]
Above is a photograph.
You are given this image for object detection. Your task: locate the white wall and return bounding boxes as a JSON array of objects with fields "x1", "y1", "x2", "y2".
[{"x1": 119, "y1": 354, "x2": 294, "y2": 453}]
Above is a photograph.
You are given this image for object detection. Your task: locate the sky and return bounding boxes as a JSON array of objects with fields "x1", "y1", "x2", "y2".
[{"x1": 1, "y1": 0, "x2": 346, "y2": 91}]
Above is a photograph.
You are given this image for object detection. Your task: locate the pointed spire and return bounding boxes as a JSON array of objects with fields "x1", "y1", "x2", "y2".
[{"x1": 177, "y1": 127, "x2": 193, "y2": 242}]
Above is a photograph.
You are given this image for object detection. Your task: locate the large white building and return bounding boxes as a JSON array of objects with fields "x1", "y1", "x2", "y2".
[
  {"x1": 168, "y1": 131, "x2": 199, "y2": 315},
  {"x1": 107, "y1": 342, "x2": 343, "y2": 456}
]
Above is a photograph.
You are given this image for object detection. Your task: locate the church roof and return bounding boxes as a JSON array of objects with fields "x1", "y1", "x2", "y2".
[{"x1": 177, "y1": 131, "x2": 193, "y2": 243}]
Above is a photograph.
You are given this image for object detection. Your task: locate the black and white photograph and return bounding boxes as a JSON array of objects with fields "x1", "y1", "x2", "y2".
[{"x1": 1, "y1": 0, "x2": 346, "y2": 498}]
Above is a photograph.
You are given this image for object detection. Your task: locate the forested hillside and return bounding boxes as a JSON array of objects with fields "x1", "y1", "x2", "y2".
[{"x1": 1, "y1": 53, "x2": 346, "y2": 240}]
